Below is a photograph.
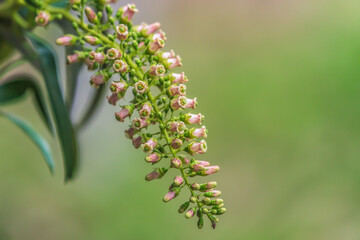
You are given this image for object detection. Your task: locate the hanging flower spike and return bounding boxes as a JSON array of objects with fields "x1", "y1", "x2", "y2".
[
  {"x1": 35, "y1": 11, "x2": 50, "y2": 27},
  {"x1": 50, "y1": 2, "x2": 226, "y2": 229}
]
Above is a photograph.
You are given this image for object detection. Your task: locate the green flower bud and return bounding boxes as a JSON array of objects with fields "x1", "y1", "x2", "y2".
[
  {"x1": 190, "y1": 196, "x2": 197, "y2": 203},
  {"x1": 178, "y1": 201, "x2": 190, "y2": 213},
  {"x1": 185, "y1": 208, "x2": 196, "y2": 219},
  {"x1": 197, "y1": 218, "x2": 204, "y2": 229}
]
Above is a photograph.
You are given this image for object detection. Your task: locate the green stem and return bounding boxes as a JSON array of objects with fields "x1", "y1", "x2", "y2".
[{"x1": 147, "y1": 92, "x2": 202, "y2": 210}]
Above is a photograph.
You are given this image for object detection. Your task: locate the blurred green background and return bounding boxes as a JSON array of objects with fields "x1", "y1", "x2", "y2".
[{"x1": 1, "y1": 0, "x2": 360, "y2": 239}]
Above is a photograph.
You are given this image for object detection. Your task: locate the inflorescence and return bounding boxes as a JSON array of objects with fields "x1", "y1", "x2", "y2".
[{"x1": 35, "y1": 1, "x2": 226, "y2": 229}]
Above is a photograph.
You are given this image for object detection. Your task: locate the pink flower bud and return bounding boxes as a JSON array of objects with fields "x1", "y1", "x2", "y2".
[
  {"x1": 162, "y1": 50, "x2": 175, "y2": 59},
  {"x1": 84, "y1": 35, "x2": 100, "y2": 45},
  {"x1": 171, "y1": 139, "x2": 183, "y2": 149},
  {"x1": 196, "y1": 160, "x2": 210, "y2": 167},
  {"x1": 35, "y1": 11, "x2": 50, "y2": 27},
  {"x1": 90, "y1": 73, "x2": 105, "y2": 88},
  {"x1": 107, "y1": 48, "x2": 122, "y2": 60},
  {"x1": 185, "y1": 208, "x2": 196, "y2": 219},
  {"x1": 167, "y1": 55, "x2": 182, "y2": 69},
  {"x1": 202, "y1": 166, "x2": 220, "y2": 176},
  {"x1": 204, "y1": 190, "x2": 221, "y2": 198},
  {"x1": 163, "y1": 190, "x2": 179, "y2": 203},
  {"x1": 187, "y1": 140, "x2": 207, "y2": 155},
  {"x1": 181, "y1": 157, "x2": 190, "y2": 165},
  {"x1": 124, "y1": 127, "x2": 135, "y2": 139},
  {"x1": 148, "y1": 38, "x2": 165, "y2": 53},
  {"x1": 190, "y1": 126, "x2": 207, "y2": 138},
  {"x1": 66, "y1": 53, "x2": 80, "y2": 64},
  {"x1": 153, "y1": 30, "x2": 167, "y2": 41},
  {"x1": 144, "y1": 22, "x2": 161, "y2": 35},
  {"x1": 145, "y1": 169, "x2": 159, "y2": 181},
  {"x1": 173, "y1": 176, "x2": 184, "y2": 186},
  {"x1": 107, "y1": 93, "x2": 120, "y2": 106},
  {"x1": 85, "y1": 57, "x2": 96, "y2": 70},
  {"x1": 139, "y1": 103, "x2": 152, "y2": 119},
  {"x1": 134, "y1": 81, "x2": 148, "y2": 94},
  {"x1": 191, "y1": 164, "x2": 206, "y2": 172},
  {"x1": 142, "y1": 138, "x2": 157, "y2": 153},
  {"x1": 132, "y1": 136, "x2": 142, "y2": 149},
  {"x1": 135, "y1": 22, "x2": 147, "y2": 32},
  {"x1": 110, "y1": 81, "x2": 127, "y2": 94},
  {"x1": 56, "y1": 35, "x2": 76, "y2": 46},
  {"x1": 171, "y1": 72, "x2": 188, "y2": 84},
  {"x1": 116, "y1": 24, "x2": 129, "y2": 40},
  {"x1": 112, "y1": 60, "x2": 128, "y2": 73},
  {"x1": 85, "y1": 7, "x2": 98, "y2": 24},
  {"x1": 202, "y1": 181, "x2": 217, "y2": 189},
  {"x1": 115, "y1": 107, "x2": 133, "y2": 122},
  {"x1": 170, "y1": 96, "x2": 187, "y2": 110},
  {"x1": 183, "y1": 113, "x2": 204, "y2": 125},
  {"x1": 121, "y1": 4, "x2": 138, "y2": 21},
  {"x1": 88, "y1": 51, "x2": 105, "y2": 63},
  {"x1": 169, "y1": 121, "x2": 186, "y2": 134},
  {"x1": 145, "y1": 153, "x2": 161, "y2": 164},
  {"x1": 169, "y1": 84, "x2": 186, "y2": 96},
  {"x1": 149, "y1": 64, "x2": 165, "y2": 77},
  {"x1": 69, "y1": 0, "x2": 81, "y2": 4},
  {"x1": 132, "y1": 118, "x2": 149, "y2": 130},
  {"x1": 171, "y1": 158, "x2": 182, "y2": 168}
]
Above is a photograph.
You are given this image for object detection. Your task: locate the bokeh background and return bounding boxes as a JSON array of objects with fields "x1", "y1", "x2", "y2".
[{"x1": 1, "y1": 0, "x2": 360, "y2": 239}]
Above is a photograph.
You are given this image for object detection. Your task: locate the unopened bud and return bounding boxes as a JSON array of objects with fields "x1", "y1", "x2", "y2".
[
  {"x1": 185, "y1": 208, "x2": 196, "y2": 219},
  {"x1": 178, "y1": 201, "x2": 190, "y2": 213},
  {"x1": 85, "y1": 7, "x2": 98, "y2": 24}
]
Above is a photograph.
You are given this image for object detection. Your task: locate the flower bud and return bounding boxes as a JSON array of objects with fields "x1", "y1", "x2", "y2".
[
  {"x1": 133, "y1": 118, "x2": 149, "y2": 130},
  {"x1": 84, "y1": 35, "x2": 100, "y2": 45},
  {"x1": 171, "y1": 158, "x2": 182, "y2": 169},
  {"x1": 191, "y1": 164, "x2": 206, "y2": 172},
  {"x1": 56, "y1": 35, "x2": 77, "y2": 46},
  {"x1": 139, "y1": 103, "x2": 152, "y2": 119},
  {"x1": 145, "y1": 152, "x2": 161, "y2": 164},
  {"x1": 182, "y1": 113, "x2": 204, "y2": 125},
  {"x1": 187, "y1": 140, "x2": 207, "y2": 155},
  {"x1": 171, "y1": 72, "x2": 188, "y2": 84},
  {"x1": 107, "y1": 93, "x2": 120, "y2": 105},
  {"x1": 189, "y1": 126, "x2": 207, "y2": 138},
  {"x1": 107, "y1": 48, "x2": 122, "y2": 60},
  {"x1": 197, "y1": 217, "x2": 204, "y2": 229},
  {"x1": 202, "y1": 197, "x2": 211, "y2": 205},
  {"x1": 200, "y1": 181, "x2": 217, "y2": 190},
  {"x1": 66, "y1": 53, "x2": 80, "y2": 64},
  {"x1": 185, "y1": 208, "x2": 196, "y2": 219},
  {"x1": 35, "y1": 11, "x2": 50, "y2": 27},
  {"x1": 116, "y1": 24, "x2": 129, "y2": 40},
  {"x1": 115, "y1": 106, "x2": 134, "y2": 122},
  {"x1": 121, "y1": 4, "x2": 138, "y2": 21},
  {"x1": 200, "y1": 166, "x2": 220, "y2": 176},
  {"x1": 148, "y1": 38, "x2": 165, "y2": 53},
  {"x1": 210, "y1": 198, "x2": 223, "y2": 205},
  {"x1": 162, "y1": 50, "x2": 175, "y2": 59},
  {"x1": 85, "y1": 7, "x2": 98, "y2": 24},
  {"x1": 153, "y1": 30, "x2": 167, "y2": 41},
  {"x1": 90, "y1": 72, "x2": 107, "y2": 88},
  {"x1": 167, "y1": 55, "x2": 182, "y2": 69},
  {"x1": 69, "y1": 0, "x2": 81, "y2": 4},
  {"x1": 145, "y1": 169, "x2": 159, "y2": 181},
  {"x1": 163, "y1": 189, "x2": 180, "y2": 203},
  {"x1": 191, "y1": 183, "x2": 200, "y2": 190},
  {"x1": 168, "y1": 84, "x2": 186, "y2": 96},
  {"x1": 149, "y1": 64, "x2": 165, "y2": 77},
  {"x1": 110, "y1": 81, "x2": 128, "y2": 94},
  {"x1": 190, "y1": 196, "x2": 197, "y2": 203},
  {"x1": 132, "y1": 136, "x2": 142, "y2": 149},
  {"x1": 217, "y1": 208, "x2": 226, "y2": 215},
  {"x1": 134, "y1": 81, "x2": 148, "y2": 94},
  {"x1": 171, "y1": 138, "x2": 183, "y2": 150},
  {"x1": 178, "y1": 201, "x2": 190, "y2": 213},
  {"x1": 169, "y1": 121, "x2": 186, "y2": 134},
  {"x1": 144, "y1": 22, "x2": 161, "y2": 35},
  {"x1": 88, "y1": 51, "x2": 105, "y2": 63},
  {"x1": 173, "y1": 176, "x2": 183, "y2": 186},
  {"x1": 113, "y1": 60, "x2": 128, "y2": 73},
  {"x1": 142, "y1": 138, "x2": 157, "y2": 153},
  {"x1": 124, "y1": 127, "x2": 135, "y2": 139},
  {"x1": 204, "y1": 190, "x2": 221, "y2": 198}
]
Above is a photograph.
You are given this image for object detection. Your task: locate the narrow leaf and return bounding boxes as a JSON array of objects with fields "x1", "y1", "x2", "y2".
[
  {"x1": 0, "y1": 111, "x2": 54, "y2": 174},
  {"x1": 25, "y1": 32, "x2": 78, "y2": 181},
  {"x1": 0, "y1": 74, "x2": 53, "y2": 133}
]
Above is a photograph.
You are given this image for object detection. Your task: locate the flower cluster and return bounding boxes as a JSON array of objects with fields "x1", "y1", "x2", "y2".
[{"x1": 38, "y1": 1, "x2": 226, "y2": 229}]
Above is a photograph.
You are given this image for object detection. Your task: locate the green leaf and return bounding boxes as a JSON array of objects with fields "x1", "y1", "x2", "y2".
[
  {"x1": 25, "y1": 32, "x2": 78, "y2": 181},
  {"x1": 0, "y1": 74, "x2": 53, "y2": 133},
  {"x1": 0, "y1": 111, "x2": 54, "y2": 174}
]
